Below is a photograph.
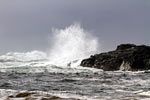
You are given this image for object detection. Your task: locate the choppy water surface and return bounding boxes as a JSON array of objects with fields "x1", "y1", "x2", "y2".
[{"x1": 0, "y1": 67, "x2": 150, "y2": 100}]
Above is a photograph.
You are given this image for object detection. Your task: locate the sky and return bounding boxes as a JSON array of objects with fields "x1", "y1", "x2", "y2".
[{"x1": 0, "y1": 0, "x2": 149, "y2": 54}]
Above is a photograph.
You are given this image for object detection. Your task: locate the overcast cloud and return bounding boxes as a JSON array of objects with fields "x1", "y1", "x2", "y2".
[{"x1": 0, "y1": 0, "x2": 149, "y2": 54}]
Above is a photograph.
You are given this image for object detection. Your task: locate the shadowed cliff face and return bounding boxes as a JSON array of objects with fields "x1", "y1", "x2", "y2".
[{"x1": 80, "y1": 44, "x2": 150, "y2": 71}]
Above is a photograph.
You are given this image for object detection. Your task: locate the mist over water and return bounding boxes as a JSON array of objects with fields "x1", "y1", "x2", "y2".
[{"x1": 48, "y1": 23, "x2": 99, "y2": 66}]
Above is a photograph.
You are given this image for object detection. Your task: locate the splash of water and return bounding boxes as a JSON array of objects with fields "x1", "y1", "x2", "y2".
[{"x1": 48, "y1": 23, "x2": 99, "y2": 66}]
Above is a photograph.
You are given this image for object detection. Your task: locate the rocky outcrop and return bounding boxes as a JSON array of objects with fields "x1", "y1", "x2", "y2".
[{"x1": 80, "y1": 44, "x2": 150, "y2": 71}]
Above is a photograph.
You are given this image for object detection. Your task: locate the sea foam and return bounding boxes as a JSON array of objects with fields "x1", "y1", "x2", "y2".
[{"x1": 48, "y1": 23, "x2": 99, "y2": 66}]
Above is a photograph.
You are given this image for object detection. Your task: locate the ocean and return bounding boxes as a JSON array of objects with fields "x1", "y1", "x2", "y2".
[{"x1": 0, "y1": 24, "x2": 150, "y2": 100}]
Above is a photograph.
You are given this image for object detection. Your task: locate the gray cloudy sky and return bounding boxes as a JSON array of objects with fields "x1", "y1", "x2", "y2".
[{"x1": 0, "y1": 0, "x2": 149, "y2": 54}]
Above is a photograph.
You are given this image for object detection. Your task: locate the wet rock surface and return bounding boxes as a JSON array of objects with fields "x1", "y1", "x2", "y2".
[
  {"x1": 80, "y1": 44, "x2": 150, "y2": 71},
  {"x1": 6, "y1": 92, "x2": 80, "y2": 100}
]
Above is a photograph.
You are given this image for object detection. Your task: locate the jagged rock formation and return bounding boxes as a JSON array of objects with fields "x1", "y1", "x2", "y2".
[{"x1": 80, "y1": 44, "x2": 150, "y2": 71}]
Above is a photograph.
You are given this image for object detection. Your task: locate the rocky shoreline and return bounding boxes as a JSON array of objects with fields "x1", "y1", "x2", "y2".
[{"x1": 80, "y1": 44, "x2": 150, "y2": 71}]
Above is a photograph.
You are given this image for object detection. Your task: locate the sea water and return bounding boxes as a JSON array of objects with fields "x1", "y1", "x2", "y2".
[{"x1": 0, "y1": 24, "x2": 150, "y2": 100}]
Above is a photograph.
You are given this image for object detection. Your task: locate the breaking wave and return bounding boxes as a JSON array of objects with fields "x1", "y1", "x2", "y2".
[
  {"x1": 0, "y1": 23, "x2": 100, "y2": 73},
  {"x1": 48, "y1": 23, "x2": 99, "y2": 66}
]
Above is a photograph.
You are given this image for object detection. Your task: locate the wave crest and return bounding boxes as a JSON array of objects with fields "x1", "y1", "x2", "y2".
[{"x1": 0, "y1": 51, "x2": 47, "y2": 62}]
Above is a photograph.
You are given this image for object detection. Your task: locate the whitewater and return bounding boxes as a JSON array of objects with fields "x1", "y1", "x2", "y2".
[{"x1": 0, "y1": 24, "x2": 150, "y2": 100}]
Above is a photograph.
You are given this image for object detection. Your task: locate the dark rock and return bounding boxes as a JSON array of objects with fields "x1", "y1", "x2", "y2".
[
  {"x1": 80, "y1": 44, "x2": 150, "y2": 71},
  {"x1": 41, "y1": 96, "x2": 80, "y2": 100},
  {"x1": 116, "y1": 44, "x2": 136, "y2": 50},
  {"x1": 15, "y1": 92, "x2": 35, "y2": 97},
  {"x1": 8, "y1": 95, "x2": 14, "y2": 98},
  {"x1": 41, "y1": 96, "x2": 60, "y2": 100},
  {"x1": 7, "y1": 92, "x2": 80, "y2": 100}
]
